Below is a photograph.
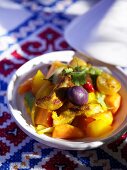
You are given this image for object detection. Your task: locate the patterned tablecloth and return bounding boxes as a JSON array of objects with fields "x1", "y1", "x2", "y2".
[{"x1": 0, "y1": 0, "x2": 127, "y2": 169}]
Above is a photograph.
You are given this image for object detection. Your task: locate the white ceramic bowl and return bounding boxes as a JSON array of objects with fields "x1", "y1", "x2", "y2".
[{"x1": 7, "y1": 50, "x2": 127, "y2": 150}]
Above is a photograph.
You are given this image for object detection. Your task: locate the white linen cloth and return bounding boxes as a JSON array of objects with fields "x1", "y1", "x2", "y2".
[{"x1": 65, "y1": 0, "x2": 127, "y2": 66}]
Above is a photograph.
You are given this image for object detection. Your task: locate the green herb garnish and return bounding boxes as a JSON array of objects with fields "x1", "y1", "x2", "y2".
[
  {"x1": 63, "y1": 66, "x2": 87, "y2": 85},
  {"x1": 24, "y1": 92, "x2": 35, "y2": 111},
  {"x1": 96, "y1": 92, "x2": 107, "y2": 111},
  {"x1": 62, "y1": 68, "x2": 73, "y2": 74},
  {"x1": 88, "y1": 66, "x2": 102, "y2": 75},
  {"x1": 62, "y1": 65, "x2": 102, "y2": 86}
]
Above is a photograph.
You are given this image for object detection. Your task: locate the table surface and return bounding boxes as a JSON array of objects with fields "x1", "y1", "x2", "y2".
[{"x1": 0, "y1": 0, "x2": 127, "y2": 169}]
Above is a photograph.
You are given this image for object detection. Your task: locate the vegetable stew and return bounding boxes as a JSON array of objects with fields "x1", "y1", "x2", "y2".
[{"x1": 18, "y1": 56, "x2": 121, "y2": 139}]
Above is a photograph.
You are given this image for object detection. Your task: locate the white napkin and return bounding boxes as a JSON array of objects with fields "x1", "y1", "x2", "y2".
[{"x1": 65, "y1": 0, "x2": 127, "y2": 66}]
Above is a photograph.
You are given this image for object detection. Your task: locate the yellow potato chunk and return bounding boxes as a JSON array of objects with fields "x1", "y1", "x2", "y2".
[
  {"x1": 52, "y1": 110, "x2": 75, "y2": 126},
  {"x1": 86, "y1": 119, "x2": 112, "y2": 137},
  {"x1": 36, "y1": 80, "x2": 53, "y2": 99},
  {"x1": 91, "y1": 111, "x2": 113, "y2": 125},
  {"x1": 69, "y1": 56, "x2": 87, "y2": 67},
  {"x1": 105, "y1": 93, "x2": 121, "y2": 114},
  {"x1": 34, "y1": 108, "x2": 53, "y2": 127},
  {"x1": 88, "y1": 92, "x2": 96, "y2": 103},
  {"x1": 32, "y1": 70, "x2": 45, "y2": 95},
  {"x1": 52, "y1": 124, "x2": 84, "y2": 139},
  {"x1": 36, "y1": 92, "x2": 63, "y2": 110},
  {"x1": 84, "y1": 103, "x2": 103, "y2": 117}
]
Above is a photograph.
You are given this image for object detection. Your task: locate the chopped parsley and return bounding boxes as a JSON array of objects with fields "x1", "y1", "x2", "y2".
[
  {"x1": 96, "y1": 92, "x2": 107, "y2": 111},
  {"x1": 24, "y1": 92, "x2": 35, "y2": 111},
  {"x1": 62, "y1": 65, "x2": 102, "y2": 86}
]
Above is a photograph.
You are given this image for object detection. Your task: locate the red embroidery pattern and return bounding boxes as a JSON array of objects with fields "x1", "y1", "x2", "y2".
[
  {"x1": 0, "y1": 141, "x2": 10, "y2": 156},
  {"x1": 0, "y1": 122, "x2": 27, "y2": 146},
  {"x1": 42, "y1": 151, "x2": 78, "y2": 170}
]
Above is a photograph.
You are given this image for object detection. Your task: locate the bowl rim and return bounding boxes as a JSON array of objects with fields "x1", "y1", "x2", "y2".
[{"x1": 6, "y1": 50, "x2": 127, "y2": 150}]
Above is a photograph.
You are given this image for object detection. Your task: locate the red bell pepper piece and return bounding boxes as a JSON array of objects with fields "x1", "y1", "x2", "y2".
[{"x1": 83, "y1": 80, "x2": 95, "y2": 92}]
